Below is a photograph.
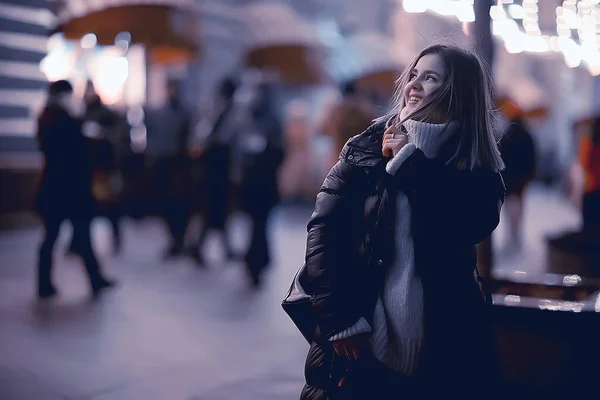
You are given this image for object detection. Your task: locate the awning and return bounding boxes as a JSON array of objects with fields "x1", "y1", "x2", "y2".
[
  {"x1": 327, "y1": 32, "x2": 404, "y2": 98},
  {"x1": 242, "y1": 3, "x2": 325, "y2": 85},
  {"x1": 51, "y1": 0, "x2": 200, "y2": 63},
  {"x1": 328, "y1": 32, "x2": 404, "y2": 84}
]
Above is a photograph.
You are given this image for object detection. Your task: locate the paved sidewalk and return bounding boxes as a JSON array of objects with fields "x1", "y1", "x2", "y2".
[
  {"x1": 0, "y1": 184, "x2": 580, "y2": 399},
  {"x1": 0, "y1": 208, "x2": 312, "y2": 400},
  {"x1": 492, "y1": 183, "x2": 581, "y2": 278}
]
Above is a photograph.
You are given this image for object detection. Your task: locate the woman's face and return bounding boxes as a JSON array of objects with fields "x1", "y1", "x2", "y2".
[{"x1": 403, "y1": 53, "x2": 446, "y2": 122}]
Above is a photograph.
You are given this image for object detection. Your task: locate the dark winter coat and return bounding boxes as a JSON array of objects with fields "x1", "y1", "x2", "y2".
[
  {"x1": 300, "y1": 122, "x2": 506, "y2": 399},
  {"x1": 198, "y1": 100, "x2": 237, "y2": 228},
  {"x1": 34, "y1": 104, "x2": 95, "y2": 219},
  {"x1": 238, "y1": 98, "x2": 285, "y2": 216},
  {"x1": 84, "y1": 99, "x2": 120, "y2": 173}
]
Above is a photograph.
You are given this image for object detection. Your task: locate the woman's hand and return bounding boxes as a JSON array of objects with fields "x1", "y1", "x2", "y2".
[
  {"x1": 332, "y1": 334, "x2": 369, "y2": 360},
  {"x1": 382, "y1": 126, "x2": 408, "y2": 157}
]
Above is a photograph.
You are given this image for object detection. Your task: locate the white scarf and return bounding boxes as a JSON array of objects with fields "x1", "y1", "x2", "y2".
[{"x1": 386, "y1": 108, "x2": 457, "y2": 159}]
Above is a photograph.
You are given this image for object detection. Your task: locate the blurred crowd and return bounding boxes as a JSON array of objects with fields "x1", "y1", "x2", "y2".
[
  {"x1": 32, "y1": 63, "x2": 600, "y2": 298},
  {"x1": 33, "y1": 66, "x2": 389, "y2": 297}
]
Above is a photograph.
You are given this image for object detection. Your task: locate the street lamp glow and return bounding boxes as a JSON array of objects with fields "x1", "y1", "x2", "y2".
[
  {"x1": 80, "y1": 33, "x2": 97, "y2": 49},
  {"x1": 402, "y1": 0, "x2": 426, "y2": 13},
  {"x1": 508, "y1": 4, "x2": 525, "y2": 20},
  {"x1": 490, "y1": 5, "x2": 506, "y2": 21},
  {"x1": 90, "y1": 54, "x2": 129, "y2": 104},
  {"x1": 399, "y1": 0, "x2": 600, "y2": 75},
  {"x1": 455, "y1": 3, "x2": 475, "y2": 22}
]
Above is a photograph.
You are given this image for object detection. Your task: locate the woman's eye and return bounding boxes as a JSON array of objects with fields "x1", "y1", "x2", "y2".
[
  {"x1": 409, "y1": 73, "x2": 417, "y2": 80},
  {"x1": 426, "y1": 75, "x2": 437, "y2": 81}
]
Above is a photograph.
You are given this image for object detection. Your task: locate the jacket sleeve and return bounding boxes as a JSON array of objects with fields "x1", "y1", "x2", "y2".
[
  {"x1": 328, "y1": 317, "x2": 372, "y2": 341},
  {"x1": 387, "y1": 146, "x2": 506, "y2": 248},
  {"x1": 305, "y1": 157, "x2": 365, "y2": 340}
]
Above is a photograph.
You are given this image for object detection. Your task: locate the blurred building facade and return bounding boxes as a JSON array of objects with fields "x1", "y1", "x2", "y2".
[
  {"x1": 3, "y1": 0, "x2": 600, "y2": 224},
  {"x1": 0, "y1": 0, "x2": 51, "y2": 153},
  {"x1": 0, "y1": 0, "x2": 54, "y2": 228}
]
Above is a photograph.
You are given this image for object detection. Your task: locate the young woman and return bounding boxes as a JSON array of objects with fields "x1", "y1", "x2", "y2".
[{"x1": 298, "y1": 45, "x2": 506, "y2": 398}]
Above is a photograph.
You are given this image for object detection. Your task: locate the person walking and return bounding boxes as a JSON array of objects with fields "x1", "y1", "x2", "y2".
[
  {"x1": 190, "y1": 77, "x2": 239, "y2": 265},
  {"x1": 34, "y1": 80, "x2": 116, "y2": 299},
  {"x1": 498, "y1": 97, "x2": 536, "y2": 250},
  {"x1": 239, "y1": 80, "x2": 285, "y2": 287},
  {"x1": 145, "y1": 81, "x2": 192, "y2": 258}
]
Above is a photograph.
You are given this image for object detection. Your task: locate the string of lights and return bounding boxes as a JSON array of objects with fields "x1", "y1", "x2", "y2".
[{"x1": 402, "y1": 0, "x2": 600, "y2": 76}]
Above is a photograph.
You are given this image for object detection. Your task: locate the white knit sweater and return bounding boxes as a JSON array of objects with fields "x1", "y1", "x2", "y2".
[{"x1": 330, "y1": 109, "x2": 456, "y2": 376}]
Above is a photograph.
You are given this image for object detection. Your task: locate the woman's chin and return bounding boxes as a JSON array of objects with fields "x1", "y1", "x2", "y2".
[{"x1": 406, "y1": 103, "x2": 420, "y2": 111}]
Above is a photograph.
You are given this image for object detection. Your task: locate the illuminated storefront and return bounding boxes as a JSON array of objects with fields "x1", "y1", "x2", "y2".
[
  {"x1": 45, "y1": 0, "x2": 200, "y2": 108},
  {"x1": 0, "y1": 0, "x2": 201, "y2": 225},
  {"x1": 40, "y1": 32, "x2": 146, "y2": 109}
]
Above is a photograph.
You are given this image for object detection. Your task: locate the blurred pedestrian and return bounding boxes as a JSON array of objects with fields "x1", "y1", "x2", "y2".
[
  {"x1": 498, "y1": 97, "x2": 537, "y2": 250},
  {"x1": 321, "y1": 81, "x2": 377, "y2": 167},
  {"x1": 239, "y1": 80, "x2": 285, "y2": 287},
  {"x1": 279, "y1": 100, "x2": 316, "y2": 201},
  {"x1": 145, "y1": 80, "x2": 192, "y2": 258},
  {"x1": 68, "y1": 81, "x2": 124, "y2": 255},
  {"x1": 189, "y1": 77, "x2": 239, "y2": 265},
  {"x1": 579, "y1": 116, "x2": 600, "y2": 232},
  {"x1": 34, "y1": 80, "x2": 116, "y2": 299},
  {"x1": 295, "y1": 45, "x2": 505, "y2": 398}
]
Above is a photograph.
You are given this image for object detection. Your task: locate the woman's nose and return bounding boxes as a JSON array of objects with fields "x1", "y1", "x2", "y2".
[{"x1": 410, "y1": 79, "x2": 423, "y2": 91}]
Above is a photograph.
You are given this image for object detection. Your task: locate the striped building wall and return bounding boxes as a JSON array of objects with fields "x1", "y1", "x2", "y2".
[
  {"x1": 0, "y1": 0, "x2": 51, "y2": 156},
  {"x1": 0, "y1": 0, "x2": 51, "y2": 224}
]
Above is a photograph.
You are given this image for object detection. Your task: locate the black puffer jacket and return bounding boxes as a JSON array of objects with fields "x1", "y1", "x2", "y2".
[{"x1": 300, "y1": 122, "x2": 506, "y2": 399}]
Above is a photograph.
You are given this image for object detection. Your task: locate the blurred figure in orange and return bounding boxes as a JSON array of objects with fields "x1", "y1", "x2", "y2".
[
  {"x1": 579, "y1": 117, "x2": 600, "y2": 232},
  {"x1": 322, "y1": 82, "x2": 377, "y2": 166},
  {"x1": 498, "y1": 97, "x2": 537, "y2": 250}
]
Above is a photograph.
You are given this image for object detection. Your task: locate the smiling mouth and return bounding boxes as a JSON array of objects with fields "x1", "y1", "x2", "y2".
[{"x1": 408, "y1": 95, "x2": 422, "y2": 104}]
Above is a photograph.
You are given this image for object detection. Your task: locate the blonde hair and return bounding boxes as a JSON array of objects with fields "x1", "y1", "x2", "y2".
[{"x1": 378, "y1": 44, "x2": 505, "y2": 172}]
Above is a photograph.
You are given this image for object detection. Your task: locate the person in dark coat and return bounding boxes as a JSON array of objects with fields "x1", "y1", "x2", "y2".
[
  {"x1": 145, "y1": 80, "x2": 192, "y2": 258},
  {"x1": 498, "y1": 98, "x2": 536, "y2": 250},
  {"x1": 68, "y1": 82, "x2": 123, "y2": 255},
  {"x1": 296, "y1": 45, "x2": 506, "y2": 399},
  {"x1": 189, "y1": 77, "x2": 238, "y2": 265},
  {"x1": 239, "y1": 80, "x2": 285, "y2": 287},
  {"x1": 34, "y1": 80, "x2": 115, "y2": 299}
]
